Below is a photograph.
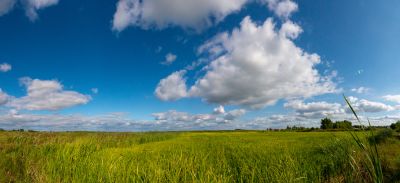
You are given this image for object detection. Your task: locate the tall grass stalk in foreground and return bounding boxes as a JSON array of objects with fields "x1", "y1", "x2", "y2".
[{"x1": 344, "y1": 95, "x2": 383, "y2": 183}]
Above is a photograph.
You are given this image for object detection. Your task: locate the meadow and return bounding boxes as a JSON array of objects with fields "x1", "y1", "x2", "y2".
[{"x1": 0, "y1": 130, "x2": 399, "y2": 183}]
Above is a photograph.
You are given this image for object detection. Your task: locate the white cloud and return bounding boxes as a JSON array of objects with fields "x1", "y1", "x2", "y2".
[
  {"x1": 0, "y1": 63, "x2": 12, "y2": 72},
  {"x1": 155, "y1": 70, "x2": 188, "y2": 101},
  {"x1": 247, "y1": 115, "x2": 317, "y2": 129},
  {"x1": 112, "y1": 0, "x2": 248, "y2": 32},
  {"x1": 351, "y1": 87, "x2": 369, "y2": 94},
  {"x1": 0, "y1": 0, "x2": 59, "y2": 20},
  {"x1": 383, "y1": 95, "x2": 400, "y2": 104},
  {"x1": 152, "y1": 108, "x2": 246, "y2": 125},
  {"x1": 0, "y1": 89, "x2": 10, "y2": 105},
  {"x1": 24, "y1": 0, "x2": 59, "y2": 21},
  {"x1": 246, "y1": 111, "x2": 400, "y2": 129},
  {"x1": 0, "y1": 112, "x2": 144, "y2": 131},
  {"x1": 213, "y1": 105, "x2": 225, "y2": 114},
  {"x1": 8, "y1": 77, "x2": 91, "y2": 111},
  {"x1": 0, "y1": 102, "x2": 397, "y2": 131},
  {"x1": 224, "y1": 109, "x2": 246, "y2": 120},
  {"x1": 279, "y1": 20, "x2": 302, "y2": 39},
  {"x1": 1, "y1": 110, "x2": 394, "y2": 131},
  {"x1": 262, "y1": 0, "x2": 298, "y2": 19},
  {"x1": 284, "y1": 100, "x2": 345, "y2": 118},
  {"x1": 152, "y1": 110, "x2": 213, "y2": 123},
  {"x1": 0, "y1": 109, "x2": 245, "y2": 131},
  {"x1": 347, "y1": 96, "x2": 396, "y2": 113},
  {"x1": 157, "y1": 17, "x2": 337, "y2": 109},
  {"x1": 0, "y1": 0, "x2": 16, "y2": 16},
  {"x1": 261, "y1": 98, "x2": 400, "y2": 128},
  {"x1": 161, "y1": 53, "x2": 177, "y2": 65}
]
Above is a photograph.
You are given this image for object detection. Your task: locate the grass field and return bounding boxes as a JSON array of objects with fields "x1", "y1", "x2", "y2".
[{"x1": 0, "y1": 131, "x2": 399, "y2": 182}]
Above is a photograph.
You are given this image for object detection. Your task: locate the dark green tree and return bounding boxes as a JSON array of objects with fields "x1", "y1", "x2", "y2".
[
  {"x1": 321, "y1": 117, "x2": 334, "y2": 129},
  {"x1": 390, "y1": 121, "x2": 400, "y2": 132}
]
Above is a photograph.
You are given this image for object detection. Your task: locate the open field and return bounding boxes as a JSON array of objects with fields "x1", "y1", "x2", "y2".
[{"x1": 1, "y1": 131, "x2": 399, "y2": 182}]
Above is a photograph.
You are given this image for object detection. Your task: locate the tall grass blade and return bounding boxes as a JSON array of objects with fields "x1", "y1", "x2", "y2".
[{"x1": 343, "y1": 95, "x2": 384, "y2": 183}]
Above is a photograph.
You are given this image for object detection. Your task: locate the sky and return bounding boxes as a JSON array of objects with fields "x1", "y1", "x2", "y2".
[{"x1": 1, "y1": 0, "x2": 400, "y2": 131}]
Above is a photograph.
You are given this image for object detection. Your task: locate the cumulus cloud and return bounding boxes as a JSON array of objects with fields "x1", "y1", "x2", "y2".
[
  {"x1": 383, "y1": 95, "x2": 400, "y2": 104},
  {"x1": 351, "y1": 87, "x2": 369, "y2": 94},
  {"x1": 0, "y1": 0, "x2": 59, "y2": 20},
  {"x1": 8, "y1": 77, "x2": 91, "y2": 111},
  {"x1": 262, "y1": 0, "x2": 298, "y2": 19},
  {"x1": 157, "y1": 17, "x2": 337, "y2": 109},
  {"x1": 161, "y1": 53, "x2": 177, "y2": 65},
  {"x1": 112, "y1": 0, "x2": 248, "y2": 32},
  {"x1": 155, "y1": 70, "x2": 188, "y2": 101},
  {"x1": 279, "y1": 20, "x2": 302, "y2": 39},
  {"x1": 0, "y1": 63, "x2": 12, "y2": 72}
]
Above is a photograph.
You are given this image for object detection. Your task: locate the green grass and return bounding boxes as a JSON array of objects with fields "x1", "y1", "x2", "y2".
[{"x1": 0, "y1": 131, "x2": 399, "y2": 182}]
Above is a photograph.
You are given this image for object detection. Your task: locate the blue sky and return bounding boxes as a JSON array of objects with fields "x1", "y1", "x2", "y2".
[{"x1": 1, "y1": 0, "x2": 400, "y2": 131}]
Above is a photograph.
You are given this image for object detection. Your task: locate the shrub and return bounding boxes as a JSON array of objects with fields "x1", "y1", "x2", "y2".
[
  {"x1": 334, "y1": 120, "x2": 352, "y2": 129},
  {"x1": 368, "y1": 129, "x2": 394, "y2": 144}
]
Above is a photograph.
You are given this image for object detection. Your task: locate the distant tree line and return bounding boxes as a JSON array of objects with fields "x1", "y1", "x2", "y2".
[
  {"x1": 320, "y1": 117, "x2": 352, "y2": 130},
  {"x1": 0, "y1": 128, "x2": 37, "y2": 132}
]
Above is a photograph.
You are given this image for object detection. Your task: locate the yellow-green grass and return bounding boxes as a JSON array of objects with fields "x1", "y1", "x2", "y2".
[{"x1": 0, "y1": 131, "x2": 399, "y2": 182}]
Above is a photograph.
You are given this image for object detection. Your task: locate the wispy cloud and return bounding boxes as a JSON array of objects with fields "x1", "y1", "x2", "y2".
[
  {"x1": 351, "y1": 87, "x2": 369, "y2": 94},
  {"x1": 161, "y1": 53, "x2": 177, "y2": 65},
  {"x1": 0, "y1": 0, "x2": 59, "y2": 21},
  {"x1": 383, "y1": 95, "x2": 400, "y2": 104}
]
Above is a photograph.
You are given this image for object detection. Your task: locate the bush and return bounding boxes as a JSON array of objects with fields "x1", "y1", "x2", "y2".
[{"x1": 368, "y1": 129, "x2": 394, "y2": 144}]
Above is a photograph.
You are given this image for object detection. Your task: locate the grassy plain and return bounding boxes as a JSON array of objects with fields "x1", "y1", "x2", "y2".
[{"x1": 0, "y1": 131, "x2": 399, "y2": 182}]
